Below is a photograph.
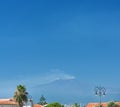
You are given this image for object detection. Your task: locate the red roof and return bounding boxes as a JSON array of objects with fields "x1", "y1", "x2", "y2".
[
  {"x1": 86, "y1": 102, "x2": 120, "y2": 107},
  {"x1": 0, "y1": 99, "x2": 17, "y2": 105},
  {"x1": 86, "y1": 103, "x2": 107, "y2": 107},
  {"x1": 34, "y1": 104, "x2": 43, "y2": 107}
]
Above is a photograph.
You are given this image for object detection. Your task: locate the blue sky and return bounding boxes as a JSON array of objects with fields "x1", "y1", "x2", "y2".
[{"x1": 0, "y1": 0, "x2": 120, "y2": 104}]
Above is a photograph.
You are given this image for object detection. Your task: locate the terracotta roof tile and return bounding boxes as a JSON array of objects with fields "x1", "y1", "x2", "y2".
[
  {"x1": 86, "y1": 102, "x2": 120, "y2": 107},
  {"x1": 0, "y1": 99, "x2": 17, "y2": 105},
  {"x1": 34, "y1": 104, "x2": 43, "y2": 107}
]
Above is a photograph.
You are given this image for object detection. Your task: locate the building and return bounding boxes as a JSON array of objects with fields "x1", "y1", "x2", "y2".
[
  {"x1": 86, "y1": 103, "x2": 107, "y2": 107},
  {"x1": 33, "y1": 104, "x2": 42, "y2": 107},
  {"x1": 86, "y1": 102, "x2": 120, "y2": 107},
  {"x1": 0, "y1": 99, "x2": 18, "y2": 107},
  {"x1": 0, "y1": 98, "x2": 34, "y2": 107}
]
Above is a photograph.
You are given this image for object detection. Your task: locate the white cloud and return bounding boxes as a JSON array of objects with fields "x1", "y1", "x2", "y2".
[
  {"x1": 47, "y1": 69, "x2": 75, "y2": 81},
  {"x1": 14, "y1": 69, "x2": 75, "y2": 87},
  {"x1": 25, "y1": 69, "x2": 76, "y2": 86},
  {"x1": 1, "y1": 69, "x2": 75, "y2": 87},
  {"x1": 0, "y1": 69, "x2": 75, "y2": 97}
]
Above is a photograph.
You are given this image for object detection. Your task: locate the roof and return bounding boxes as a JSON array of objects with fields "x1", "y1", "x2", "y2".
[
  {"x1": 34, "y1": 104, "x2": 43, "y2": 107},
  {"x1": 86, "y1": 103, "x2": 107, "y2": 107},
  {"x1": 86, "y1": 102, "x2": 120, "y2": 107},
  {"x1": 0, "y1": 99, "x2": 17, "y2": 105}
]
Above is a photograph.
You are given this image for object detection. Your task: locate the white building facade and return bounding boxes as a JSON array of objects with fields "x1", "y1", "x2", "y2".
[{"x1": 0, "y1": 99, "x2": 18, "y2": 107}]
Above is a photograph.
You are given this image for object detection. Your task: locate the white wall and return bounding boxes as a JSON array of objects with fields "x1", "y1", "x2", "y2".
[{"x1": 0, "y1": 105, "x2": 18, "y2": 107}]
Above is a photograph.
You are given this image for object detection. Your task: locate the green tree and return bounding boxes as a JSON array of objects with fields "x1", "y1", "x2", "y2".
[
  {"x1": 46, "y1": 102, "x2": 62, "y2": 107},
  {"x1": 38, "y1": 95, "x2": 47, "y2": 105},
  {"x1": 107, "y1": 101, "x2": 119, "y2": 107},
  {"x1": 13, "y1": 85, "x2": 28, "y2": 107},
  {"x1": 72, "y1": 103, "x2": 80, "y2": 107}
]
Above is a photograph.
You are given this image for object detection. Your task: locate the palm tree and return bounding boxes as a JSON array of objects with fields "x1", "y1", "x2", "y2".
[{"x1": 13, "y1": 85, "x2": 28, "y2": 107}]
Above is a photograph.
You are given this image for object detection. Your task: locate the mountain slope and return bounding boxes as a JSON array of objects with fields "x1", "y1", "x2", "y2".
[
  {"x1": 30, "y1": 79, "x2": 93, "y2": 103},
  {"x1": 29, "y1": 79, "x2": 120, "y2": 104}
]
